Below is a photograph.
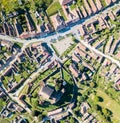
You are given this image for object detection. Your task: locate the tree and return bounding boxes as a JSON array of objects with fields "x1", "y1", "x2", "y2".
[
  {"x1": 70, "y1": 117, "x2": 76, "y2": 123},
  {"x1": 77, "y1": 96, "x2": 84, "y2": 103},
  {"x1": 42, "y1": 111, "x2": 47, "y2": 118},
  {"x1": 94, "y1": 95, "x2": 99, "y2": 103},
  {"x1": 38, "y1": 115, "x2": 42, "y2": 122},
  {"x1": 32, "y1": 110, "x2": 40, "y2": 116},
  {"x1": 32, "y1": 91, "x2": 38, "y2": 98},
  {"x1": 94, "y1": 104, "x2": 102, "y2": 111},
  {"x1": 32, "y1": 110, "x2": 37, "y2": 116},
  {"x1": 90, "y1": 82, "x2": 95, "y2": 88},
  {"x1": 102, "y1": 108, "x2": 111, "y2": 117}
]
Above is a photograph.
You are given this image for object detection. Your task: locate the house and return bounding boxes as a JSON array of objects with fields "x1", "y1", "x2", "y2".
[
  {"x1": 12, "y1": 116, "x2": 27, "y2": 123},
  {"x1": 39, "y1": 85, "x2": 54, "y2": 99},
  {"x1": 109, "y1": 64, "x2": 117, "y2": 75},
  {"x1": 2, "y1": 22, "x2": 9, "y2": 35},
  {"x1": 25, "y1": 12, "x2": 35, "y2": 32},
  {"x1": 110, "y1": 38, "x2": 120, "y2": 54},
  {"x1": 102, "y1": 59, "x2": 111, "y2": 66},
  {"x1": 95, "y1": 0, "x2": 103, "y2": 10},
  {"x1": 72, "y1": 53, "x2": 80, "y2": 63},
  {"x1": 80, "y1": 102, "x2": 90, "y2": 115},
  {"x1": 0, "y1": 40, "x2": 14, "y2": 51},
  {"x1": 0, "y1": 88, "x2": 5, "y2": 97},
  {"x1": 89, "y1": 0, "x2": 98, "y2": 13},
  {"x1": 69, "y1": 64, "x2": 79, "y2": 77},
  {"x1": 84, "y1": 0, "x2": 92, "y2": 15},
  {"x1": 87, "y1": 115, "x2": 94, "y2": 122},
  {"x1": 7, "y1": 101, "x2": 24, "y2": 113},
  {"x1": 78, "y1": 43, "x2": 87, "y2": 51},
  {"x1": 75, "y1": 46, "x2": 87, "y2": 58},
  {"x1": 1, "y1": 109, "x2": 11, "y2": 118},
  {"x1": 83, "y1": 115, "x2": 94, "y2": 123},
  {"x1": 80, "y1": 6, "x2": 88, "y2": 18},
  {"x1": 86, "y1": 22, "x2": 96, "y2": 34},
  {"x1": 79, "y1": 24, "x2": 87, "y2": 36},
  {"x1": 14, "y1": 19, "x2": 23, "y2": 36},
  {"x1": 111, "y1": 0, "x2": 116, "y2": 2},
  {"x1": 82, "y1": 112, "x2": 90, "y2": 121},
  {"x1": 113, "y1": 8, "x2": 120, "y2": 16},
  {"x1": 48, "y1": 108, "x2": 69, "y2": 121},
  {"x1": 48, "y1": 108, "x2": 63, "y2": 116},
  {"x1": 97, "y1": 17, "x2": 107, "y2": 30},
  {"x1": 114, "y1": 80, "x2": 120, "y2": 91},
  {"x1": 108, "y1": 11, "x2": 116, "y2": 20},
  {"x1": 7, "y1": 102, "x2": 16, "y2": 112},
  {"x1": 82, "y1": 73, "x2": 88, "y2": 81},
  {"x1": 54, "y1": 111, "x2": 69, "y2": 121},
  {"x1": 51, "y1": 14, "x2": 65, "y2": 30},
  {"x1": 105, "y1": 0, "x2": 112, "y2": 6},
  {"x1": 59, "y1": 0, "x2": 73, "y2": 5}
]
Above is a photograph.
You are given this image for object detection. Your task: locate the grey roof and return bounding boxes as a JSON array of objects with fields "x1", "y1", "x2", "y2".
[
  {"x1": 40, "y1": 85, "x2": 54, "y2": 99},
  {"x1": 62, "y1": 0, "x2": 73, "y2": 5}
]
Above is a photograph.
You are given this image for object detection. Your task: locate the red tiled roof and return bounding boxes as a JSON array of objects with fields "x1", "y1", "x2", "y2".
[{"x1": 117, "y1": 80, "x2": 120, "y2": 85}]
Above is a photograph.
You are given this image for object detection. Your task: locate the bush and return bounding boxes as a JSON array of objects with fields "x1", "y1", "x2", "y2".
[
  {"x1": 51, "y1": 44, "x2": 60, "y2": 56},
  {"x1": 32, "y1": 110, "x2": 40, "y2": 116},
  {"x1": 38, "y1": 115, "x2": 42, "y2": 122}
]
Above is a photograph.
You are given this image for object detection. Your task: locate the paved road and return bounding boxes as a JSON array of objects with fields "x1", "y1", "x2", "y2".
[
  {"x1": 0, "y1": 2, "x2": 119, "y2": 45},
  {"x1": 75, "y1": 33, "x2": 120, "y2": 68},
  {"x1": 0, "y1": 2, "x2": 120, "y2": 118},
  {"x1": 0, "y1": 44, "x2": 27, "y2": 74},
  {"x1": 0, "y1": 3, "x2": 119, "y2": 70},
  {"x1": 68, "y1": 108, "x2": 82, "y2": 123}
]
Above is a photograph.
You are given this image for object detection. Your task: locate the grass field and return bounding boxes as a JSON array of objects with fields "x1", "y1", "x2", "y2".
[
  {"x1": 47, "y1": 1, "x2": 62, "y2": 16},
  {"x1": 0, "y1": 118, "x2": 10, "y2": 123},
  {"x1": 95, "y1": 89, "x2": 120, "y2": 123}
]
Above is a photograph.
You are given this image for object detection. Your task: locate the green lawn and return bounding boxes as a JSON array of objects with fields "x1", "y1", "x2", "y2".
[
  {"x1": 51, "y1": 44, "x2": 60, "y2": 57},
  {"x1": 0, "y1": 118, "x2": 10, "y2": 123},
  {"x1": 22, "y1": 71, "x2": 29, "y2": 78},
  {"x1": 59, "y1": 9, "x2": 67, "y2": 21},
  {"x1": 18, "y1": 84, "x2": 29, "y2": 97},
  {"x1": 61, "y1": 42, "x2": 77, "y2": 58},
  {"x1": 14, "y1": 74, "x2": 22, "y2": 82},
  {"x1": 14, "y1": 42, "x2": 23, "y2": 48},
  {"x1": 94, "y1": 89, "x2": 120, "y2": 123},
  {"x1": 101, "y1": 0, "x2": 107, "y2": 7},
  {"x1": 47, "y1": 1, "x2": 62, "y2": 16},
  {"x1": 70, "y1": 4, "x2": 76, "y2": 10}
]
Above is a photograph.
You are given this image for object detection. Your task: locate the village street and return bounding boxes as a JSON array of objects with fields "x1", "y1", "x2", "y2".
[
  {"x1": 0, "y1": 2, "x2": 120, "y2": 122},
  {"x1": 0, "y1": 2, "x2": 119, "y2": 70}
]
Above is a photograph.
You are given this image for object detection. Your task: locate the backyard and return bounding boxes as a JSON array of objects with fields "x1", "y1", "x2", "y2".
[{"x1": 46, "y1": 0, "x2": 62, "y2": 16}]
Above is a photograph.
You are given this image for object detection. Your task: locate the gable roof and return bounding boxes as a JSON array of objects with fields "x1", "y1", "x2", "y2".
[
  {"x1": 62, "y1": 0, "x2": 73, "y2": 5},
  {"x1": 39, "y1": 85, "x2": 54, "y2": 99}
]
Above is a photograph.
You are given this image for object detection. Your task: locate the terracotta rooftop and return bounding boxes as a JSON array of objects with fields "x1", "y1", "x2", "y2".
[
  {"x1": 84, "y1": 0, "x2": 92, "y2": 15},
  {"x1": 89, "y1": 0, "x2": 97, "y2": 13},
  {"x1": 79, "y1": 25, "x2": 86, "y2": 36},
  {"x1": 81, "y1": 6, "x2": 88, "y2": 18},
  {"x1": 95, "y1": 0, "x2": 103, "y2": 10},
  {"x1": 69, "y1": 64, "x2": 79, "y2": 77},
  {"x1": 105, "y1": 0, "x2": 112, "y2": 5}
]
